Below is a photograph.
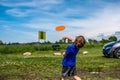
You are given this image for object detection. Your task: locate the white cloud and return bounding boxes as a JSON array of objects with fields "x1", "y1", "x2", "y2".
[
  {"x1": 6, "y1": 8, "x2": 31, "y2": 17},
  {"x1": 18, "y1": 2, "x2": 120, "y2": 41},
  {"x1": 1, "y1": 26, "x2": 37, "y2": 43},
  {"x1": 58, "y1": 4, "x2": 120, "y2": 39},
  {"x1": 0, "y1": 0, "x2": 63, "y2": 8},
  {"x1": 2, "y1": 0, "x2": 64, "y2": 17}
]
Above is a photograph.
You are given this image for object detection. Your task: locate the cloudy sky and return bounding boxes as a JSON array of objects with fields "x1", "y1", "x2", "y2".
[{"x1": 0, "y1": 0, "x2": 120, "y2": 43}]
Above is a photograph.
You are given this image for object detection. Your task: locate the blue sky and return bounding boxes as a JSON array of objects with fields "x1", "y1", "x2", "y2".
[{"x1": 0, "y1": 0, "x2": 120, "y2": 43}]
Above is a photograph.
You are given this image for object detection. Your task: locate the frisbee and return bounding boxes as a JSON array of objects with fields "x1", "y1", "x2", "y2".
[{"x1": 55, "y1": 25, "x2": 65, "y2": 31}]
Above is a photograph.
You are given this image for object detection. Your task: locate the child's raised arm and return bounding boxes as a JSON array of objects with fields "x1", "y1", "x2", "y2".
[{"x1": 62, "y1": 36, "x2": 74, "y2": 42}]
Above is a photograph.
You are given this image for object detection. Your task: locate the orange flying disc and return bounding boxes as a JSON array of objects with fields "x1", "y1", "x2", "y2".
[{"x1": 55, "y1": 25, "x2": 65, "y2": 31}]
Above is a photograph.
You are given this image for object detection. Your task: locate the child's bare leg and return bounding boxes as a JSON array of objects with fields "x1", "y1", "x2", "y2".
[
  {"x1": 73, "y1": 75, "x2": 81, "y2": 80},
  {"x1": 61, "y1": 76, "x2": 66, "y2": 80}
]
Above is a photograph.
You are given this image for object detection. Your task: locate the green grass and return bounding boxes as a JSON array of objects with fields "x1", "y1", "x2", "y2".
[
  {"x1": 78, "y1": 48, "x2": 120, "y2": 71},
  {"x1": 0, "y1": 46, "x2": 120, "y2": 80}
]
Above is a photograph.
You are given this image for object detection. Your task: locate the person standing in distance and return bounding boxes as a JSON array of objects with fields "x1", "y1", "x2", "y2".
[{"x1": 61, "y1": 36, "x2": 86, "y2": 80}]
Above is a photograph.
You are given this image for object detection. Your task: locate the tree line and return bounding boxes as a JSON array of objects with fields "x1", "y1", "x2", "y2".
[{"x1": 0, "y1": 36, "x2": 117, "y2": 45}]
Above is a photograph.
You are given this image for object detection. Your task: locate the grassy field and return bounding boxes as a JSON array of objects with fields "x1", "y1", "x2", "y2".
[{"x1": 0, "y1": 45, "x2": 120, "y2": 80}]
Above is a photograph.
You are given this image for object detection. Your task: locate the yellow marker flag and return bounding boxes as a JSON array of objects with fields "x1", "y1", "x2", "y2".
[
  {"x1": 38, "y1": 31, "x2": 46, "y2": 40},
  {"x1": 43, "y1": 32, "x2": 46, "y2": 40}
]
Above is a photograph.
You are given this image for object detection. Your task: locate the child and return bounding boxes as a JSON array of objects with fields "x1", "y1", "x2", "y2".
[{"x1": 61, "y1": 36, "x2": 86, "y2": 80}]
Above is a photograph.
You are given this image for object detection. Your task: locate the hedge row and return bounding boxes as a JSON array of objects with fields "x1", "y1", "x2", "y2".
[{"x1": 0, "y1": 43, "x2": 104, "y2": 54}]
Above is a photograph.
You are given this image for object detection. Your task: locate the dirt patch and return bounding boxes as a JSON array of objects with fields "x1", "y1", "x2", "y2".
[
  {"x1": 0, "y1": 74, "x2": 27, "y2": 80},
  {"x1": 78, "y1": 68, "x2": 120, "y2": 80},
  {"x1": 0, "y1": 69, "x2": 120, "y2": 80}
]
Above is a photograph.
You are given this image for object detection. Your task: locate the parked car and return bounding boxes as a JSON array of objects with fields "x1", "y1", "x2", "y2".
[
  {"x1": 103, "y1": 40, "x2": 120, "y2": 58},
  {"x1": 52, "y1": 44, "x2": 60, "y2": 51}
]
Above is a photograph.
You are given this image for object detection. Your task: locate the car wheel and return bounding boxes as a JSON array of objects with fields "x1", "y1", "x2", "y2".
[{"x1": 114, "y1": 48, "x2": 120, "y2": 58}]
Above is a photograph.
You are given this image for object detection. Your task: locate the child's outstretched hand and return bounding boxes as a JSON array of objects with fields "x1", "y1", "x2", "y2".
[
  {"x1": 62, "y1": 52, "x2": 66, "y2": 57},
  {"x1": 62, "y1": 36, "x2": 74, "y2": 42}
]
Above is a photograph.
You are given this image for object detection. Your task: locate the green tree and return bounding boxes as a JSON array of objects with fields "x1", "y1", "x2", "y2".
[
  {"x1": 100, "y1": 39, "x2": 109, "y2": 44},
  {"x1": 88, "y1": 39, "x2": 98, "y2": 45},
  {"x1": 0, "y1": 40, "x2": 3, "y2": 45},
  {"x1": 108, "y1": 36, "x2": 117, "y2": 41}
]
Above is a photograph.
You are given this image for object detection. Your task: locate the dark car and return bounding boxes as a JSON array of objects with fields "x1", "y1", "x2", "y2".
[
  {"x1": 52, "y1": 44, "x2": 60, "y2": 51},
  {"x1": 103, "y1": 40, "x2": 120, "y2": 58}
]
